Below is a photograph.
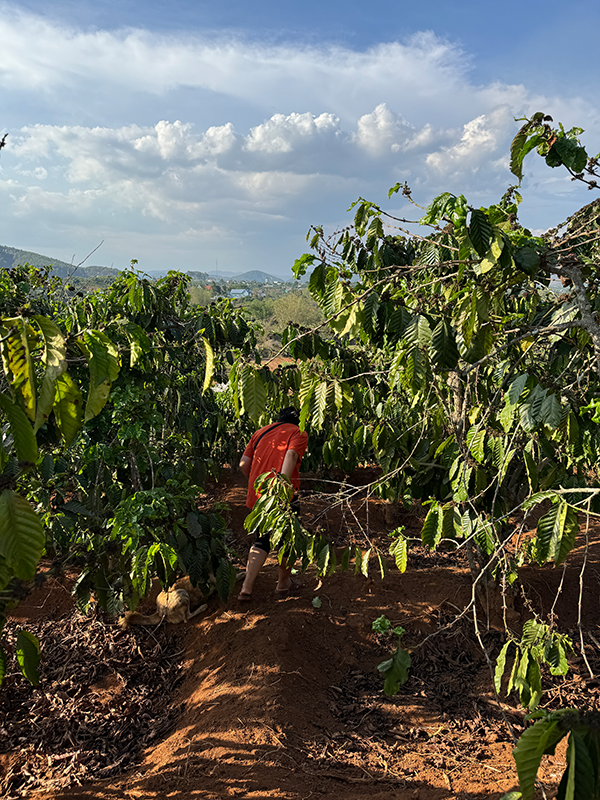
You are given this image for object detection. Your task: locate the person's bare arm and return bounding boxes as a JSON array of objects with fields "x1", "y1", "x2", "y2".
[
  {"x1": 281, "y1": 449, "x2": 299, "y2": 479},
  {"x1": 239, "y1": 455, "x2": 252, "y2": 478}
]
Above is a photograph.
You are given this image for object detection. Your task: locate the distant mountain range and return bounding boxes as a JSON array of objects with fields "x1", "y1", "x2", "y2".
[
  {"x1": 206, "y1": 269, "x2": 284, "y2": 283},
  {"x1": 0, "y1": 244, "x2": 291, "y2": 284},
  {"x1": 0, "y1": 244, "x2": 119, "y2": 279}
]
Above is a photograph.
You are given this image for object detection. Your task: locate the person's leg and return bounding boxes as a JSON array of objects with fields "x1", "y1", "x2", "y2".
[
  {"x1": 238, "y1": 544, "x2": 268, "y2": 599},
  {"x1": 275, "y1": 557, "x2": 293, "y2": 592}
]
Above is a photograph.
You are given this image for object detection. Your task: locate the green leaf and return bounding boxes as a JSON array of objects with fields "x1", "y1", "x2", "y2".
[
  {"x1": 33, "y1": 316, "x2": 67, "y2": 433},
  {"x1": 560, "y1": 731, "x2": 595, "y2": 800},
  {"x1": 513, "y1": 718, "x2": 565, "y2": 800},
  {"x1": 466, "y1": 426, "x2": 486, "y2": 464},
  {"x1": 535, "y1": 501, "x2": 579, "y2": 565},
  {"x1": 389, "y1": 533, "x2": 408, "y2": 573},
  {"x1": 546, "y1": 639, "x2": 569, "y2": 676},
  {"x1": 430, "y1": 320, "x2": 460, "y2": 370},
  {"x1": 514, "y1": 246, "x2": 541, "y2": 275},
  {"x1": 312, "y1": 596, "x2": 322, "y2": 608},
  {"x1": 0, "y1": 318, "x2": 36, "y2": 421},
  {"x1": 421, "y1": 505, "x2": 441, "y2": 549},
  {"x1": 216, "y1": 559, "x2": 236, "y2": 602},
  {"x1": 340, "y1": 547, "x2": 351, "y2": 571},
  {"x1": 311, "y1": 381, "x2": 328, "y2": 430},
  {"x1": 495, "y1": 641, "x2": 511, "y2": 694},
  {"x1": 16, "y1": 629, "x2": 40, "y2": 687},
  {"x1": 240, "y1": 366, "x2": 267, "y2": 423},
  {"x1": 378, "y1": 642, "x2": 411, "y2": 696},
  {"x1": 508, "y1": 373, "x2": 529, "y2": 405},
  {"x1": 0, "y1": 490, "x2": 45, "y2": 580},
  {"x1": 53, "y1": 373, "x2": 83, "y2": 447},
  {"x1": 541, "y1": 393, "x2": 561, "y2": 429},
  {"x1": 526, "y1": 658, "x2": 543, "y2": 710},
  {"x1": 0, "y1": 395, "x2": 37, "y2": 463},
  {"x1": 469, "y1": 210, "x2": 492, "y2": 257},
  {"x1": 79, "y1": 330, "x2": 120, "y2": 423}
]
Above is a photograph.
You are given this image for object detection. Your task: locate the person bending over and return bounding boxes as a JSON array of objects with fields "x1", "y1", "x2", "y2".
[{"x1": 237, "y1": 407, "x2": 308, "y2": 600}]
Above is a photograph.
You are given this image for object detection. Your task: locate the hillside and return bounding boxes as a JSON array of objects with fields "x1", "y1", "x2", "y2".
[
  {"x1": 0, "y1": 244, "x2": 119, "y2": 279},
  {"x1": 207, "y1": 269, "x2": 284, "y2": 283}
]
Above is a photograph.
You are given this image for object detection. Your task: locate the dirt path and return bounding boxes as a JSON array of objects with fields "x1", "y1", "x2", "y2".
[{"x1": 2, "y1": 470, "x2": 600, "y2": 799}]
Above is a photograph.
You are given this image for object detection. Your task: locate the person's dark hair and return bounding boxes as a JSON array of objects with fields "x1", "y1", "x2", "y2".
[{"x1": 277, "y1": 406, "x2": 300, "y2": 425}]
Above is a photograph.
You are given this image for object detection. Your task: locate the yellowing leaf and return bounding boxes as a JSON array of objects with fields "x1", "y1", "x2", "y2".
[{"x1": 202, "y1": 337, "x2": 214, "y2": 395}]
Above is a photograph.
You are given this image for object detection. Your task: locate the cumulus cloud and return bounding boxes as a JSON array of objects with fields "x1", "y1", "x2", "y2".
[{"x1": 0, "y1": 7, "x2": 598, "y2": 274}]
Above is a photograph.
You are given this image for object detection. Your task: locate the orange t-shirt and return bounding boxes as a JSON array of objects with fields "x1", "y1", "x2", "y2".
[{"x1": 243, "y1": 423, "x2": 308, "y2": 509}]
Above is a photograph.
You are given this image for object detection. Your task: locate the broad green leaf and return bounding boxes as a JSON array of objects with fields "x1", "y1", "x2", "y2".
[
  {"x1": 389, "y1": 533, "x2": 408, "y2": 573},
  {"x1": 216, "y1": 559, "x2": 236, "y2": 602},
  {"x1": 0, "y1": 395, "x2": 37, "y2": 463},
  {"x1": 513, "y1": 718, "x2": 565, "y2": 800},
  {"x1": 0, "y1": 554, "x2": 13, "y2": 592},
  {"x1": 0, "y1": 490, "x2": 45, "y2": 580},
  {"x1": 240, "y1": 366, "x2": 267, "y2": 423},
  {"x1": 535, "y1": 501, "x2": 579, "y2": 565},
  {"x1": 430, "y1": 319, "x2": 460, "y2": 370},
  {"x1": 495, "y1": 641, "x2": 511, "y2": 694},
  {"x1": 526, "y1": 658, "x2": 542, "y2": 710},
  {"x1": 541, "y1": 393, "x2": 561, "y2": 429},
  {"x1": 421, "y1": 506, "x2": 441, "y2": 549},
  {"x1": 322, "y1": 276, "x2": 344, "y2": 317},
  {"x1": 53, "y1": 373, "x2": 83, "y2": 447},
  {"x1": 0, "y1": 318, "x2": 36, "y2": 421},
  {"x1": 522, "y1": 490, "x2": 559, "y2": 510},
  {"x1": 500, "y1": 399, "x2": 515, "y2": 433},
  {"x1": 366, "y1": 216, "x2": 384, "y2": 250},
  {"x1": 546, "y1": 639, "x2": 569, "y2": 676},
  {"x1": 469, "y1": 209, "x2": 492, "y2": 257},
  {"x1": 561, "y1": 732, "x2": 595, "y2": 800},
  {"x1": 79, "y1": 330, "x2": 120, "y2": 422},
  {"x1": 311, "y1": 381, "x2": 328, "y2": 430},
  {"x1": 16, "y1": 629, "x2": 40, "y2": 687},
  {"x1": 378, "y1": 642, "x2": 411, "y2": 696},
  {"x1": 33, "y1": 316, "x2": 67, "y2": 433},
  {"x1": 340, "y1": 547, "x2": 351, "y2": 571},
  {"x1": 466, "y1": 426, "x2": 486, "y2": 464},
  {"x1": 316, "y1": 542, "x2": 330, "y2": 576},
  {"x1": 520, "y1": 384, "x2": 546, "y2": 431},
  {"x1": 360, "y1": 291, "x2": 380, "y2": 337},
  {"x1": 508, "y1": 373, "x2": 529, "y2": 405},
  {"x1": 121, "y1": 321, "x2": 151, "y2": 367},
  {"x1": 498, "y1": 448, "x2": 517, "y2": 486},
  {"x1": 553, "y1": 504, "x2": 579, "y2": 566}
]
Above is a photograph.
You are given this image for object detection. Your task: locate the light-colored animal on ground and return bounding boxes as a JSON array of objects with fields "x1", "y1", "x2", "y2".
[{"x1": 119, "y1": 572, "x2": 243, "y2": 628}]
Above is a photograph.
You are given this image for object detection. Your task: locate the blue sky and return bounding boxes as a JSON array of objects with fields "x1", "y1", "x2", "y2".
[{"x1": 0, "y1": 0, "x2": 598, "y2": 277}]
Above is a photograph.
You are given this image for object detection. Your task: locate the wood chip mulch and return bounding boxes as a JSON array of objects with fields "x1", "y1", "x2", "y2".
[{"x1": 0, "y1": 611, "x2": 184, "y2": 797}]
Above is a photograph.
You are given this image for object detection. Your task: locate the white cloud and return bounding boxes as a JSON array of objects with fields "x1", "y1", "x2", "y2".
[
  {"x1": 0, "y1": 8, "x2": 598, "y2": 275},
  {"x1": 426, "y1": 106, "x2": 514, "y2": 175},
  {"x1": 354, "y1": 104, "x2": 412, "y2": 155}
]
